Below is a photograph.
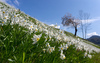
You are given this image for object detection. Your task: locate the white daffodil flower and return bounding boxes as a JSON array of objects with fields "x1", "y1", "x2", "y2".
[
  {"x1": 60, "y1": 53, "x2": 66, "y2": 60},
  {"x1": 46, "y1": 43, "x2": 50, "y2": 47},
  {"x1": 88, "y1": 54, "x2": 92, "y2": 59},
  {"x1": 59, "y1": 44, "x2": 64, "y2": 51},
  {"x1": 29, "y1": 25, "x2": 34, "y2": 31},
  {"x1": 47, "y1": 47, "x2": 55, "y2": 54},
  {"x1": 8, "y1": 58, "x2": 14, "y2": 62},
  {"x1": 64, "y1": 44, "x2": 68, "y2": 50},
  {"x1": 31, "y1": 34, "x2": 42, "y2": 44},
  {"x1": 43, "y1": 49, "x2": 46, "y2": 53},
  {"x1": 84, "y1": 52, "x2": 88, "y2": 57},
  {"x1": 51, "y1": 46, "x2": 55, "y2": 51}
]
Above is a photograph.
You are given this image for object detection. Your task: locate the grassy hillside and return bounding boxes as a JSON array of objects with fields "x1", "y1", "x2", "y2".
[{"x1": 0, "y1": 1, "x2": 100, "y2": 63}]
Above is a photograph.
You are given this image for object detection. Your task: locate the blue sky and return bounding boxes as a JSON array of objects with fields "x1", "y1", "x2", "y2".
[{"x1": 1, "y1": 0, "x2": 100, "y2": 38}]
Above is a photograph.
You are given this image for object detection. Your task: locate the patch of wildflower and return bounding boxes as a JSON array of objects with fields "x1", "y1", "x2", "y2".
[{"x1": 43, "y1": 42, "x2": 55, "y2": 54}]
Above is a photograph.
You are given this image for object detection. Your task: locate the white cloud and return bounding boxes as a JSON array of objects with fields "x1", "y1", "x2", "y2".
[
  {"x1": 50, "y1": 24, "x2": 60, "y2": 29},
  {"x1": 55, "y1": 25, "x2": 60, "y2": 29},
  {"x1": 14, "y1": 0, "x2": 19, "y2": 6},
  {"x1": 0, "y1": 0, "x2": 15, "y2": 7},
  {"x1": 81, "y1": 17, "x2": 100, "y2": 24},
  {"x1": 50, "y1": 24, "x2": 55, "y2": 26},
  {"x1": 0, "y1": 0, "x2": 19, "y2": 7},
  {"x1": 0, "y1": 0, "x2": 7, "y2": 2},
  {"x1": 87, "y1": 32, "x2": 99, "y2": 37}
]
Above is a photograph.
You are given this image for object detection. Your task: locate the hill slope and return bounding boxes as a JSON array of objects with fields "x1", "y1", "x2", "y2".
[{"x1": 0, "y1": 1, "x2": 100, "y2": 63}]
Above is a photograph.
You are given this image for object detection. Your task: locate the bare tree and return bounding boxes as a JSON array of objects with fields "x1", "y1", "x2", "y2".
[
  {"x1": 84, "y1": 13, "x2": 90, "y2": 39},
  {"x1": 79, "y1": 10, "x2": 84, "y2": 38},
  {"x1": 62, "y1": 13, "x2": 80, "y2": 36},
  {"x1": 79, "y1": 10, "x2": 90, "y2": 39}
]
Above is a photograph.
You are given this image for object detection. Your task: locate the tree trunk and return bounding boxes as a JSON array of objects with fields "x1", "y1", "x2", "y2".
[
  {"x1": 81, "y1": 22, "x2": 84, "y2": 39},
  {"x1": 74, "y1": 26, "x2": 77, "y2": 36}
]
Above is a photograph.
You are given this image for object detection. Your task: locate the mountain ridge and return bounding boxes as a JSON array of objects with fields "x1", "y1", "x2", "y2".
[{"x1": 87, "y1": 35, "x2": 100, "y2": 46}]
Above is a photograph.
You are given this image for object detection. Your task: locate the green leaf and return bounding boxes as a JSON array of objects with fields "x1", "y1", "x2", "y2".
[{"x1": 23, "y1": 52, "x2": 25, "y2": 63}]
